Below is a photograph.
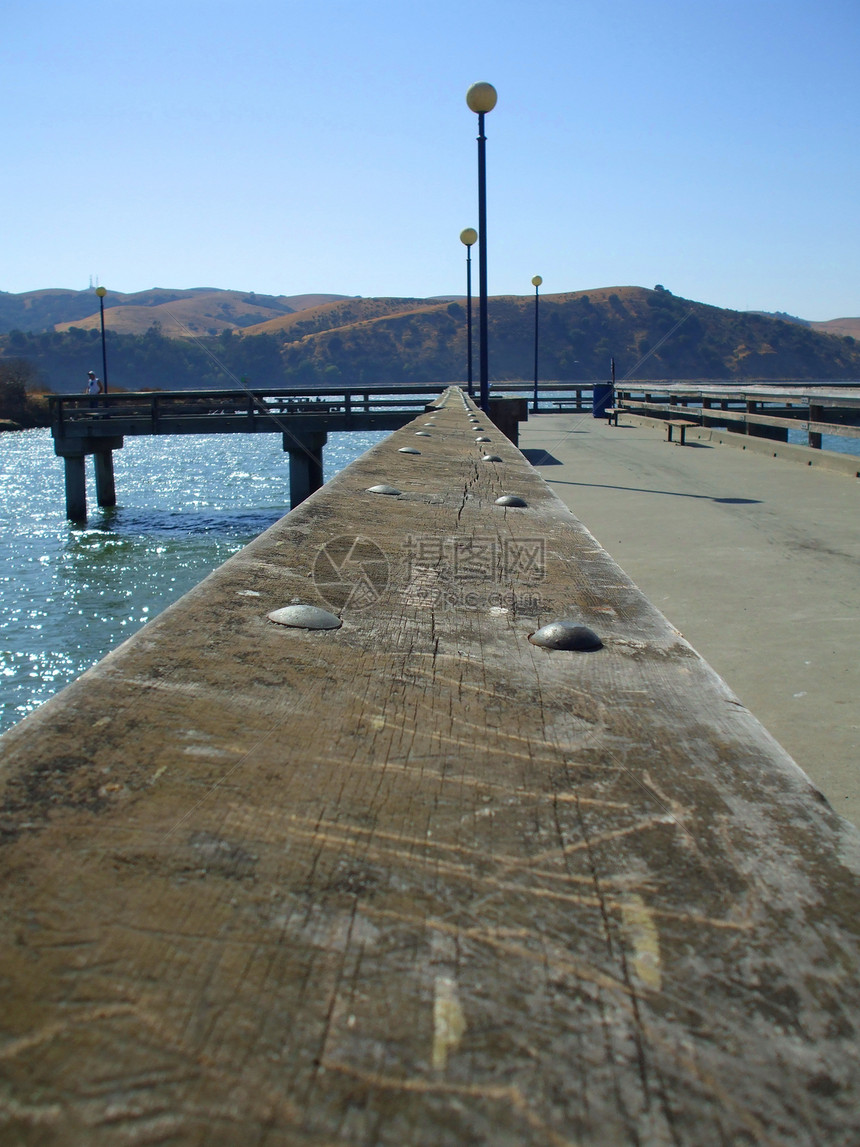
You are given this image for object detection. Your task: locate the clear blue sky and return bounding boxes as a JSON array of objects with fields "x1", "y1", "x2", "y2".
[{"x1": 3, "y1": 0, "x2": 858, "y2": 320}]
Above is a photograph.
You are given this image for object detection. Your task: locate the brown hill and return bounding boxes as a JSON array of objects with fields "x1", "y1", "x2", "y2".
[
  {"x1": 0, "y1": 287, "x2": 351, "y2": 337},
  {"x1": 810, "y1": 317, "x2": 860, "y2": 340},
  {"x1": 252, "y1": 286, "x2": 860, "y2": 385},
  {"x1": 53, "y1": 289, "x2": 353, "y2": 338},
  {"x1": 241, "y1": 297, "x2": 440, "y2": 339},
  {"x1": 55, "y1": 292, "x2": 287, "y2": 338}
]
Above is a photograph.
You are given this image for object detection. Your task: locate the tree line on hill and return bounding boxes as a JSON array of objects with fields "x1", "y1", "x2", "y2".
[
  {"x1": 1, "y1": 288, "x2": 859, "y2": 412},
  {"x1": 1, "y1": 325, "x2": 283, "y2": 395}
]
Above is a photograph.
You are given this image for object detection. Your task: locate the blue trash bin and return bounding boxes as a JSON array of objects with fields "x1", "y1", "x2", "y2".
[{"x1": 592, "y1": 383, "x2": 613, "y2": 418}]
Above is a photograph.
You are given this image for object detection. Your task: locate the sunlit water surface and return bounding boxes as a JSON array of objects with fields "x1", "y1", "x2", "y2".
[{"x1": 0, "y1": 428, "x2": 388, "y2": 733}]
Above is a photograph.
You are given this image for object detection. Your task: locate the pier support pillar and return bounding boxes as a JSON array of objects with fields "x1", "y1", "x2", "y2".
[
  {"x1": 94, "y1": 450, "x2": 117, "y2": 507},
  {"x1": 63, "y1": 455, "x2": 87, "y2": 521},
  {"x1": 284, "y1": 430, "x2": 327, "y2": 507},
  {"x1": 54, "y1": 435, "x2": 124, "y2": 521}
]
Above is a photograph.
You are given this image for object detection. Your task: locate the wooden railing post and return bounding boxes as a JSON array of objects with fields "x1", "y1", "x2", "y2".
[{"x1": 809, "y1": 404, "x2": 824, "y2": 449}]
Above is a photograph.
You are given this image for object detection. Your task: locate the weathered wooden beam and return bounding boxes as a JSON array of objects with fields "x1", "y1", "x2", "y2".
[{"x1": 2, "y1": 387, "x2": 859, "y2": 1144}]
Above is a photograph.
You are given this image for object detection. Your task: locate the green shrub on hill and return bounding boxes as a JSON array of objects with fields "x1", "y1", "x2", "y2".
[{"x1": 0, "y1": 359, "x2": 50, "y2": 427}]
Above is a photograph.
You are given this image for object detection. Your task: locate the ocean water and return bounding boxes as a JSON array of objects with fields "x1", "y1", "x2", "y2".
[
  {"x1": 786, "y1": 426, "x2": 860, "y2": 456},
  {"x1": 0, "y1": 428, "x2": 389, "y2": 734}
]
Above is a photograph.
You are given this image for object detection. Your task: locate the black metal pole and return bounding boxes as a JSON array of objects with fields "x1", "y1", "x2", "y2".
[
  {"x1": 477, "y1": 111, "x2": 489, "y2": 414},
  {"x1": 466, "y1": 246, "x2": 473, "y2": 397},
  {"x1": 532, "y1": 282, "x2": 540, "y2": 413},
  {"x1": 98, "y1": 294, "x2": 109, "y2": 394}
]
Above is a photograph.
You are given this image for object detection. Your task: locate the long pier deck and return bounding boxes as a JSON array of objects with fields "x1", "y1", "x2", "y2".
[{"x1": 2, "y1": 388, "x2": 859, "y2": 1142}]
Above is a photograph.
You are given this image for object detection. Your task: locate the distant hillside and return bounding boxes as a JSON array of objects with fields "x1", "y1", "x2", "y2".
[
  {"x1": 2, "y1": 286, "x2": 859, "y2": 392},
  {"x1": 748, "y1": 310, "x2": 811, "y2": 327},
  {"x1": 242, "y1": 297, "x2": 441, "y2": 340},
  {"x1": 809, "y1": 317, "x2": 860, "y2": 340},
  {"x1": 259, "y1": 286, "x2": 860, "y2": 386},
  {"x1": 747, "y1": 310, "x2": 860, "y2": 341},
  {"x1": 0, "y1": 287, "x2": 352, "y2": 336},
  {"x1": 53, "y1": 291, "x2": 297, "y2": 338}
]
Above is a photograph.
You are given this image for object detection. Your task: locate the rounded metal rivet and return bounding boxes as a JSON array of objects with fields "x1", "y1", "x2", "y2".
[
  {"x1": 482, "y1": 454, "x2": 503, "y2": 462},
  {"x1": 366, "y1": 484, "x2": 402, "y2": 496},
  {"x1": 415, "y1": 431, "x2": 431, "y2": 437},
  {"x1": 398, "y1": 447, "x2": 421, "y2": 454},
  {"x1": 268, "y1": 605, "x2": 342, "y2": 630},
  {"x1": 529, "y1": 621, "x2": 603, "y2": 651},
  {"x1": 495, "y1": 495, "x2": 527, "y2": 507},
  {"x1": 475, "y1": 436, "x2": 491, "y2": 443}
]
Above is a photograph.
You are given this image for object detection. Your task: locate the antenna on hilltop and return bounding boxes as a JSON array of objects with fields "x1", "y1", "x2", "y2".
[{"x1": 89, "y1": 275, "x2": 94, "y2": 289}]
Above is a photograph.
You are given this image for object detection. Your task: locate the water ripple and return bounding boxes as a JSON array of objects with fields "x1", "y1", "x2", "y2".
[{"x1": 0, "y1": 427, "x2": 389, "y2": 732}]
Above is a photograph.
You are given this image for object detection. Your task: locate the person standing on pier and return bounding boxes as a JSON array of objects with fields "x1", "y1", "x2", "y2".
[{"x1": 85, "y1": 370, "x2": 103, "y2": 398}]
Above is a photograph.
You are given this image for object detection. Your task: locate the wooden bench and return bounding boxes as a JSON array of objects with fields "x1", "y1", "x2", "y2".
[
  {"x1": 666, "y1": 417, "x2": 697, "y2": 445},
  {"x1": 605, "y1": 406, "x2": 621, "y2": 426}
]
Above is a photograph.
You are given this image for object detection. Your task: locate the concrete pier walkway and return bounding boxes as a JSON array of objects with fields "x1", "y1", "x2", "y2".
[{"x1": 520, "y1": 412, "x2": 860, "y2": 825}]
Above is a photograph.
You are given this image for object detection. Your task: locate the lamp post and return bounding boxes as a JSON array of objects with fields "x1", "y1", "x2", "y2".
[
  {"x1": 466, "y1": 82, "x2": 496, "y2": 413},
  {"x1": 95, "y1": 286, "x2": 109, "y2": 394},
  {"x1": 459, "y1": 228, "x2": 477, "y2": 397},
  {"x1": 531, "y1": 275, "x2": 542, "y2": 413}
]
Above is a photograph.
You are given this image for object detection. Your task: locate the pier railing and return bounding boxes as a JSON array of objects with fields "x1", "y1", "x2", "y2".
[
  {"x1": 4, "y1": 386, "x2": 860, "y2": 1143},
  {"x1": 51, "y1": 378, "x2": 860, "y2": 430},
  {"x1": 49, "y1": 385, "x2": 451, "y2": 520},
  {"x1": 614, "y1": 382, "x2": 860, "y2": 452},
  {"x1": 49, "y1": 383, "x2": 451, "y2": 436}
]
